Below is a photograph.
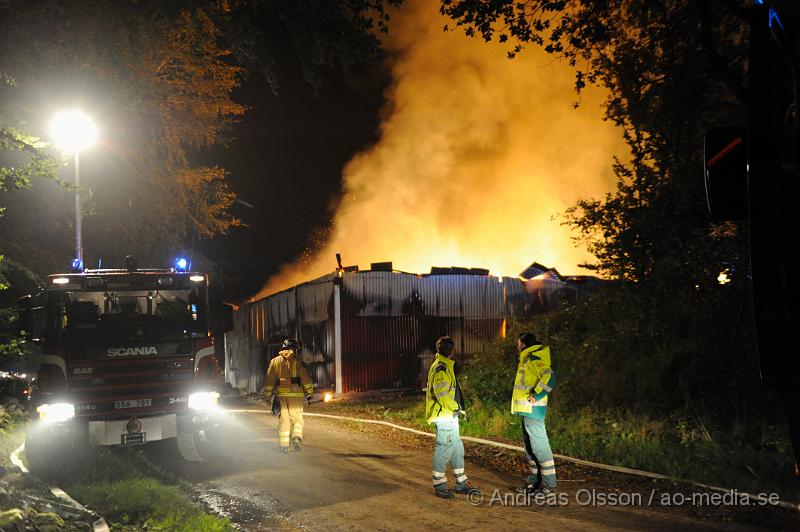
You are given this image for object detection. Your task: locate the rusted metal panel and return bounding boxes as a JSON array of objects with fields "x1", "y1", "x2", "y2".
[{"x1": 340, "y1": 316, "x2": 421, "y2": 392}]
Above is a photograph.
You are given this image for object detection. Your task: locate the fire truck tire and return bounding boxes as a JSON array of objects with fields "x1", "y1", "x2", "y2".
[{"x1": 176, "y1": 428, "x2": 215, "y2": 462}]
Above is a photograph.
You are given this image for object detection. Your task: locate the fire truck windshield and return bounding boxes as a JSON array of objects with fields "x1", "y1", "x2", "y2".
[{"x1": 50, "y1": 287, "x2": 209, "y2": 353}]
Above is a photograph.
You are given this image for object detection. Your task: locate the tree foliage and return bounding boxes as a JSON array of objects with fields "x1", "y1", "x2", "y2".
[
  {"x1": 0, "y1": 1, "x2": 246, "y2": 267},
  {"x1": 440, "y1": 0, "x2": 751, "y2": 293},
  {"x1": 218, "y1": 0, "x2": 404, "y2": 91},
  {"x1": 0, "y1": 0, "x2": 402, "y2": 270},
  {"x1": 441, "y1": 1, "x2": 767, "y2": 425}
]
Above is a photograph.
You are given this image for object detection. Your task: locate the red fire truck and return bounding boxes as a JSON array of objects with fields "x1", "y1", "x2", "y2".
[{"x1": 18, "y1": 258, "x2": 231, "y2": 475}]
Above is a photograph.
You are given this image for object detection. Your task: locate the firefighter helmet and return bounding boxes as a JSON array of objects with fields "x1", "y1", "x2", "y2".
[{"x1": 282, "y1": 338, "x2": 300, "y2": 351}]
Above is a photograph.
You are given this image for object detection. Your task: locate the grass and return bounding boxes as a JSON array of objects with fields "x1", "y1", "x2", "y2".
[
  {"x1": 321, "y1": 395, "x2": 800, "y2": 502},
  {"x1": 63, "y1": 449, "x2": 233, "y2": 531},
  {"x1": 0, "y1": 414, "x2": 232, "y2": 531},
  {"x1": 69, "y1": 478, "x2": 232, "y2": 532}
]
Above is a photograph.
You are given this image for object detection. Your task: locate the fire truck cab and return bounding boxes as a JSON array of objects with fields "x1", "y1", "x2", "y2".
[{"x1": 19, "y1": 261, "x2": 230, "y2": 476}]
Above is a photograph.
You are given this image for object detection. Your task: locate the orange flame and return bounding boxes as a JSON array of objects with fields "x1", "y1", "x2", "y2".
[{"x1": 252, "y1": 0, "x2": 623, "y2": 301}]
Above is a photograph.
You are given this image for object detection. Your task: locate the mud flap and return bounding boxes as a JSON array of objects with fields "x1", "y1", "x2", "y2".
[
  {"x1": 176, "y1": 430, "x2": 207, "y2": 462},
  {"x1": 25, "y1": 421, "x2": 92, "y2": 479}
]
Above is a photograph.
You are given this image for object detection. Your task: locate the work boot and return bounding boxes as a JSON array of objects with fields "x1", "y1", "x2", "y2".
[
  {"x1": 292, "y1": 436, "x2": 302, "y2": 451},
  {"x1": 434, "y1": 488, "x2": 454, "y2": 499},
  {"x1": 516, "y1": 482, "x2": 552, "y2": 497},
  {"x1": 454, "y1": 480, "x2": 481, "y2": 495},
  {"x1": 515, "y1": 481, "x2": 538, "y2": 494}
]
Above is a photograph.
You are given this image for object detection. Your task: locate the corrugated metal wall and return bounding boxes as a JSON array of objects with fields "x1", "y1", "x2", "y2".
[
  {"x1": 225, "y1": 270, "x2": 598, "y2": 394},
  {"x1": 337, "y1": 272, "x2": 519, "y2": 391},
  {"x1": 242, "y1": 277, "x2": 338, "y2": 393}
]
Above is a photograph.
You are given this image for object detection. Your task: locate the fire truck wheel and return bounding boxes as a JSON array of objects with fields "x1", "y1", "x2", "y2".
[{"x1": 176, "y1": 428, "x2": 217, "y2": 462}]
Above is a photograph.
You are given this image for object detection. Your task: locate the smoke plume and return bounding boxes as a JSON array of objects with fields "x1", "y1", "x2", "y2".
[{"x1": 254, "y1": 0, "x2": 623, "y2": 300}]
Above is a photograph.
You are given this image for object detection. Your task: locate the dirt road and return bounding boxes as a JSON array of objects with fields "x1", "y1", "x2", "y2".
[{"x1": 147, "y1": 404, "x2": 796, "y2": 531}]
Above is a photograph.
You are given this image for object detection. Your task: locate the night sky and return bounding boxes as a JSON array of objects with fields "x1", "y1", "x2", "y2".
[{"x1": 201, "y1": 66, "x2": 387, "y2": 300}]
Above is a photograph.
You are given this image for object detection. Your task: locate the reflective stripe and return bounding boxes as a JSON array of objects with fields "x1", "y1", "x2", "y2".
[
  {"x1": 515, "y1": 400, "x2": 532, "y2": 407},
  {"x1": 432, "y1": 477, "x2": 448, "y2": 486},
  {"x1": 529, "y1": 467, "x2": 539, "y2": 473},
  {"x1": 541, "y1": 368, "x2": 553, "y2": 375},
  {"x1": 453, "y1": 468, "x2": 464, "y2": 475},
  {"x1": 432, "y1": 471, "x2": 446, "y2": 478},
  {"x1": 513, "y1": 385, "x2": 529, "y2": 391},
  {"x1": 434, "y1": 390, "x2": 451, "y2": 399},
  {"x1": 540, "y1": 460, "x2": 555, "y2": 467},
  {"x1": 541, "y1": 383, "x2": 552, "y2": 392},
  {"x1": 433, "y1": 381, "x2": 450, "y2": 391},
  {"x1": 542, "y1": 468, "x2": 556, "y2": 475},
  {"x1": 455, "y1": 475, "x2": 467, "y2": 483}
]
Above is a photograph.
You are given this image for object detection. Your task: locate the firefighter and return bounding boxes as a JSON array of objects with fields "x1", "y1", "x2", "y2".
[
  {"x1": 425, "y1": 336, "x2": 481, "y2": 499},
  {"x1": 512, "y1": 331, "x2": 557, "y2": 494},
  {"x1": 264, "y1": 338, "x2": 314, "y2": 453}
]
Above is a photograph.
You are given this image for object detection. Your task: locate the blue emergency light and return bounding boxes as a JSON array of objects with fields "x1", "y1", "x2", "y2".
[
  {"x1": 174, "y1": 257, "x2": 189, "y2": 272},
  {"x1": 70, "y1": 258, "x2": 83, "y2": 272}
]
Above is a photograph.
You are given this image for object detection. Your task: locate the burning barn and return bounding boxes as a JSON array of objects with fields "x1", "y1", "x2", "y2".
[{"x1": 223, "y1": 262, "x2": 596, "y2": 395}]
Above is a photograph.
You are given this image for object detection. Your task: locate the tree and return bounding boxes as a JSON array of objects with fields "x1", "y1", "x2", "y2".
[
  {"x1": 218, "y1": 0, "x2": 403, "y2": 91},
  {"x1": 440, "y1": 1, "x2": 765, "y2": 426},
  {"x1": 441, "y1": 0, "x2": 749, "y2": 283},
  {"x1": 0, "y1": 2, "x2": 245, "y2": 269},
  {"x1": 0, "y1": 0, "x2": 403, "y2": 272},
  {"x1": 0, "y1": 76, "x2": 56, "y2": 369}
]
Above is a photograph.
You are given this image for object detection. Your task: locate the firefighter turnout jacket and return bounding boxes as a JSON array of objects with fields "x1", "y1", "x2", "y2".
[
  {"x1": 263, "y1": 349, "x2": 314, "y2": 399},
  {"x1": 511, "y1": 343, "x2": 556, "y2": 420},
  {"x1": 426, "y1": 353, "x2": 465, "y2": 423}
]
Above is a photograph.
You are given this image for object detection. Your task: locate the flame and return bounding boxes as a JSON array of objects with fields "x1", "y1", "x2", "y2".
[
  {"x1": 252, "y1": 0, "x2": 624, "y2": 301},
  {"x1": 323, "y1": 392, "x2": 334, "y2": 403}
]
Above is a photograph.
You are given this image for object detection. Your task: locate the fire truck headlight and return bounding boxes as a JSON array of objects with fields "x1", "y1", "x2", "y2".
[
  {"x1": 188, "y1": 391, "x2": 219, "y2": 411},
  {"x1": 37, "y1": 403, "x2": 75, "y2": 424}
]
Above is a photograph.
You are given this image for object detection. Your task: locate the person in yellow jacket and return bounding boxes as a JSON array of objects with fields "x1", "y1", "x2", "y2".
[
  {"x1": 425, "y1": 336, "x2": 480, "y2": 499},
  {"x1": 511, "y1": 331, "x2": 557, "y2": 494},
  {"x1": 264, "y1": 338, "x2": 314, "y2": 453}
]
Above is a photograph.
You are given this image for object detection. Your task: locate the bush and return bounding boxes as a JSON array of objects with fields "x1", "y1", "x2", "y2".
[{"x1": 455, "y1": 289, "x2": 798, "y2": 499}]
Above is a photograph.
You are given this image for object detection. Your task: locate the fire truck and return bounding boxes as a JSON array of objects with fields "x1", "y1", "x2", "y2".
[{"x1": 18, "y1": 257, "x2": 231, "y2": 476}]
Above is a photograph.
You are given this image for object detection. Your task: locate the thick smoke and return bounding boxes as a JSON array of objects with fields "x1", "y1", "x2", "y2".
[{"x1": 254, "y1": 0, "x2": 623, "y2": 300}]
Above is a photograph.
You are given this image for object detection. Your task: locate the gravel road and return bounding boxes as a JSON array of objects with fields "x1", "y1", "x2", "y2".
[{"x1": 142, "y1": 403, "x2": 797, "y2": 531}]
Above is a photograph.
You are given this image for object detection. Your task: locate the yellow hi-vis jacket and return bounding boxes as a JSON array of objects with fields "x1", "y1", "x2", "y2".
[
  {"x1": 263, "y1": 349, "x2": 314, "y2": 399},
  {"x1": 425, "y1": 353, "x2": 464, "y2": 423},
  {"x1": 511, "y1": 344, "x2": 556, "y2": 420}
]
